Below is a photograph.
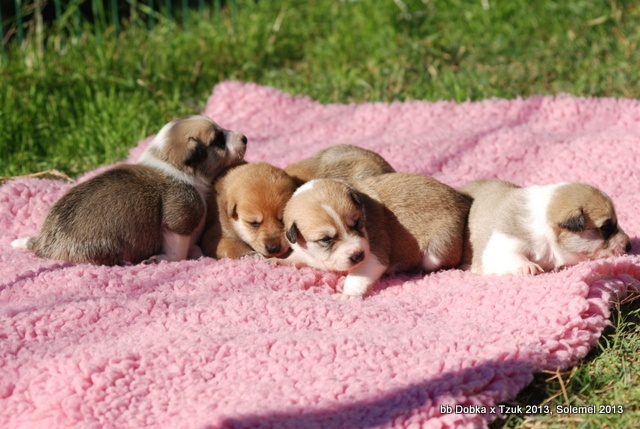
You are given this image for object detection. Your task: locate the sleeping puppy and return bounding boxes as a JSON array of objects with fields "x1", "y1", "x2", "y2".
[
  {"x1": 11, "y1": 115, "x2": 247, "y2": 266},
  {"x1": 201, "y1": 162, "x2": 297, "y2": 259},
  {"x1": 279, "y1": 174, "x2": 471, "y2": 298},
  {"x1": 284, "y1": 144, "x2": 395, "y2": 183},
  {"x1": 459, "y1": 179, "x2": 632, "y2": 275}
]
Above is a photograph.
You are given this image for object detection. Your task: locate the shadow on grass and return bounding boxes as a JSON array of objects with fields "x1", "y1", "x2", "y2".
[{"x1": 490, "y1": 294, "x2": 640, "y2": 429}]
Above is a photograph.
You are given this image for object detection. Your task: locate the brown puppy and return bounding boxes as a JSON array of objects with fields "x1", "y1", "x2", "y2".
[
  {"x1": 284, "y1": 144, "x2": 395, "y2": 183},
  {"x1": 459, "y1": 179, "x2": 631, "y2": 275},
  {"x1": 201, "y1": 162, "x2": 297, "y2": 259},
  {"x1": 12, "y1": 116, "x2": 247, "y2": 265},
  {"x1": 280, "y1": 174, "x2": 471, "y2": 298}
]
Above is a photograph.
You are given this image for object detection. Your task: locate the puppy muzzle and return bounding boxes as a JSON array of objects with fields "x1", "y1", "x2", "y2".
[{"x1": 261, "y1": 238, "x2": 289, "y2": 258}]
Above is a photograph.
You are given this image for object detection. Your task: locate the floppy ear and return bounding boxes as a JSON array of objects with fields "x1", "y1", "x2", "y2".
[
  {"x1": 558, "y1": 208, "x2": 585, "y2": 232},
  {"x1": 350, "y1": 190, "x2": 367, "y2": 219},
  {"x1": 292, "y1": 177, "x2": 306, "y2": 188},
  {"x1": 185, "y1": 141, "x2": 208, "y2": 167},
  {"x1": 350, "y1": 190, "x2": 363, "y2": 208},
  {"x1": 227, "y1": 203, "x2": 238, "y2": 220},
  {"x1": 286, "y1": 223, "x2": 299, "y2": 244}
]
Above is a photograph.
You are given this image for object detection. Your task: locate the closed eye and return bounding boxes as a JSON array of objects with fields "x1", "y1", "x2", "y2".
[
  {"x1": 247, "y1": 220, "x2": 261, "y2": 228},
  {"x1": 316, "y1": 236, "x2": 334, "y2": 246},
  {"x1": 212, "y1": 132, "x2": 226, "y2": 149},
  {"x1": 599, "y1": 220, "x2": 618, "y2": 240},
  {"x1": 351, "y1": 218, "x2": 362, "y2": 231}
]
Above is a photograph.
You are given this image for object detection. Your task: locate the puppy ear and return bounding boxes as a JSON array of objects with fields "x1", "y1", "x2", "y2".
[
  {"x1": 292, "y1": 177, "x2": 306, "y2": 188},
  {"x1": 559, "y1": 209, "x2": 585, "y2": 232},
  {"x1": 350, "y1": 190, "x2": 366, "y2": 219},
  {"x1": 286, "y1": 223, "x2": 299, "y2": 244},
  {"x1": 227, "y1": 203, "x2": 239, "y2": 220},
  {"x1": 350, "y1": 190, "x2": 363, "y2": 208},
  {"x1": 185, "y1": 141, "x2": 208, "y2": 167}
]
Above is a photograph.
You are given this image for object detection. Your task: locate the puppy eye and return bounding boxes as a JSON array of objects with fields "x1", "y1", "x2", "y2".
[
  {"x1": 352, "y1": 218, "x2": 362, "y2": 231},
  {"x1": 212, "y1": 133, "x2": 226, "y2": 149},
  {"x1": 599, "y1": 220, "x2": 617, "y2": 240},
  {"x1": 247, "y1": 221, "x2": 261, "y2": 228},
  {"x1": 317, "y1": 236, "x2": 334, "y2": 246}
]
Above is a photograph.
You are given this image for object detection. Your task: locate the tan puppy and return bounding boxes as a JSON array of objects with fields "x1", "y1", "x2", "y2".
[
  {"x1": 11, "y1": 116, "x2": 247, "y2": 266},
  {"x1": 459, "y1": 179, "x2": 632, "y2": 275},
  {"x1": 201, "y1": 162, "x2": 297, "y2": 259},
  {"x1": 280, "y1": 174, "x2": 471, "y2": 298},
  {"x1": 285, "y1": 144, "x2": 395, "y2": 183}
]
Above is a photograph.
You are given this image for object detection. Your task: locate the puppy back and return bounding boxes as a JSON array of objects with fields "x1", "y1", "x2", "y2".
[
  {"x1": 285, "y1": 144, "x2": 394, "y2": 183},
  {"x1": 31, "y1": 164, "x2": 203, "y2": 265},
  {"x1": 356, "y1": 173, "x2": 471, "y2": 270}
]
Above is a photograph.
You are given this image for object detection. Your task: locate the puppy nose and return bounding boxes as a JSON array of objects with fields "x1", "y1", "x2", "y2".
[
  {"x1": 625, "y1": 241, "x2": 632, "y2": 253},
  {"x1": 350, "y1": 251, "x2": 365, "y2": 265},
  {"x1": 265, "y1": 243, "x2": 281, "y2": 255},
  {"x1": 240, "y1": 135, "x2": 248, "y2": 145}
]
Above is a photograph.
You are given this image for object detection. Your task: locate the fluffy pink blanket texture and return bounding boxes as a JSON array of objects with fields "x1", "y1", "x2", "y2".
[{"x1": 2, "y1": 81, "x2": 640, "y2": 429}]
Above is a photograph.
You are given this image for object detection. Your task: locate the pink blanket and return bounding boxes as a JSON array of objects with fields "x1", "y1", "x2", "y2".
[{"x1": 2, "y1": 82, "x2": 640, "y2": 429}]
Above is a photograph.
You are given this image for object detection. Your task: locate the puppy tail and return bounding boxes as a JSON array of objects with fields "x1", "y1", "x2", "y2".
[{"x1": 11, "y1": 236, "x2": 35, "y2": 250}]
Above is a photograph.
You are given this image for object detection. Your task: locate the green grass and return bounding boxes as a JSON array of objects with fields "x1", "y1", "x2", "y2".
[
  {"x1": 2, "y1": 0, "x2": 639, "y2": 177},
  {"x1": 1, "y1": 0, "x2": 639, "y2": 427},
  {"x1": 492, "y1": 296, "x2": 640, "y2": 428}
]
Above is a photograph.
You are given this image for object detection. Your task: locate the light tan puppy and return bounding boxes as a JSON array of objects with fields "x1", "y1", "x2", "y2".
[
  {"x1": 201, "y1": 162, "x2": 298, "y2": 259},
  {"x1": 284, "y1": 144, "x2": 395, "y2": 183},
  {"x1": 459, "y1": 179, "x2": 632, "y2": 275},
  {"x1": 12, "y1": 116, "x2": 247, "y2": 266},
  {"x1": 279, "y1": 174, "x2": 471, "y2": 298}
]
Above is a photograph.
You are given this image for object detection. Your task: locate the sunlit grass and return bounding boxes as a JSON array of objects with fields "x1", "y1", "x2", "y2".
[{"x1": 2, "y1": 0, "x2": 639, "y2": 177}]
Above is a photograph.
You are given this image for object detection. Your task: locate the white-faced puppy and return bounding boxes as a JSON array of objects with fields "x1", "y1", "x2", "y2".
[
  {"x1": 280, "y1": 174, "x2": 471, "y2": 298},
  {"x1": 11, "y1": 115, "x2": 247, "y2": 266},
  {"x1": 459, "y1": 179, "x2": 632, "y2": 276},
  {"x1": 201, "y1": 162, "x2": 297, "y2": 259},
  {"x1": 284, "y1": 144, "x2": 395, "y2": 183}
]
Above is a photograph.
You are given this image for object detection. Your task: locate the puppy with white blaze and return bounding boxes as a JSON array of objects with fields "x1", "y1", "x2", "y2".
[
  {"x1": 11, "y1": 115, "x2": 247, "y2": 266},
  {"x1": 279, "y1": 174, "x2": 471, "y2": 298},
  {"x1": 459, "y1": 179, "x2": 632, "y2": 275}
]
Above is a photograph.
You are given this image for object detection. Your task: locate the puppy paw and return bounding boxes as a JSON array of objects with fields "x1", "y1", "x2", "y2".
[
  {"x1": 517, "y1": 261, "x2": 544, "y2": 276},
  {"x1": 242, "y1": 252, "x2": 264, "y2": 261},
  {"x1": 143, "y1": 255, "x2": 161, "y2": 265},
  {"x1": 265, "y1": 255, "x2": 289, "y2": 266},
  {"x1": 188, "y1": 245, "x2": 204, "y2": 260},
  {"x1": 11, "y1": 237, "x2": 32, "y2": 249},
  {"x1": 342, "y1": 275, "x2": 372, "y2": 298},
  {"x1": 143, "y1": 254, "x2": 172, "y2": 264},
  {"x1": 331, "y1": 292, "x2": 363, "y2": 301}
]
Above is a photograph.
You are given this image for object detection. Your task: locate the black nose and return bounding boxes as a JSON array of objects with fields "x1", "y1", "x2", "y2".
[
  {"x1": 265, "y1": 243, "x2": 281, "y2": 255},
  {"x1": 241, "y1": 135, "x2": 248, "y2": 145},
  {"x1": 625, "y1": 242, "x2": 632, "y2": 253},
  {"x1": 350, "y1": 251, "x2": 365, "y2": 264}
]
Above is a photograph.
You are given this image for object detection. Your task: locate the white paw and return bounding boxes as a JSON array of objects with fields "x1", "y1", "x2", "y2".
[
  {"x1": 11, "y1": 237, "x2": 32, "y2": 249},
  {"x1": 342, "y1": 274, "x2": 373, "y2": 298},
  {"x1": 516, "y1": 261, "x2": 544, "y2": 276},
  {"x1": 331, "y1": 292, "x2": 363, "y2": 301}
]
